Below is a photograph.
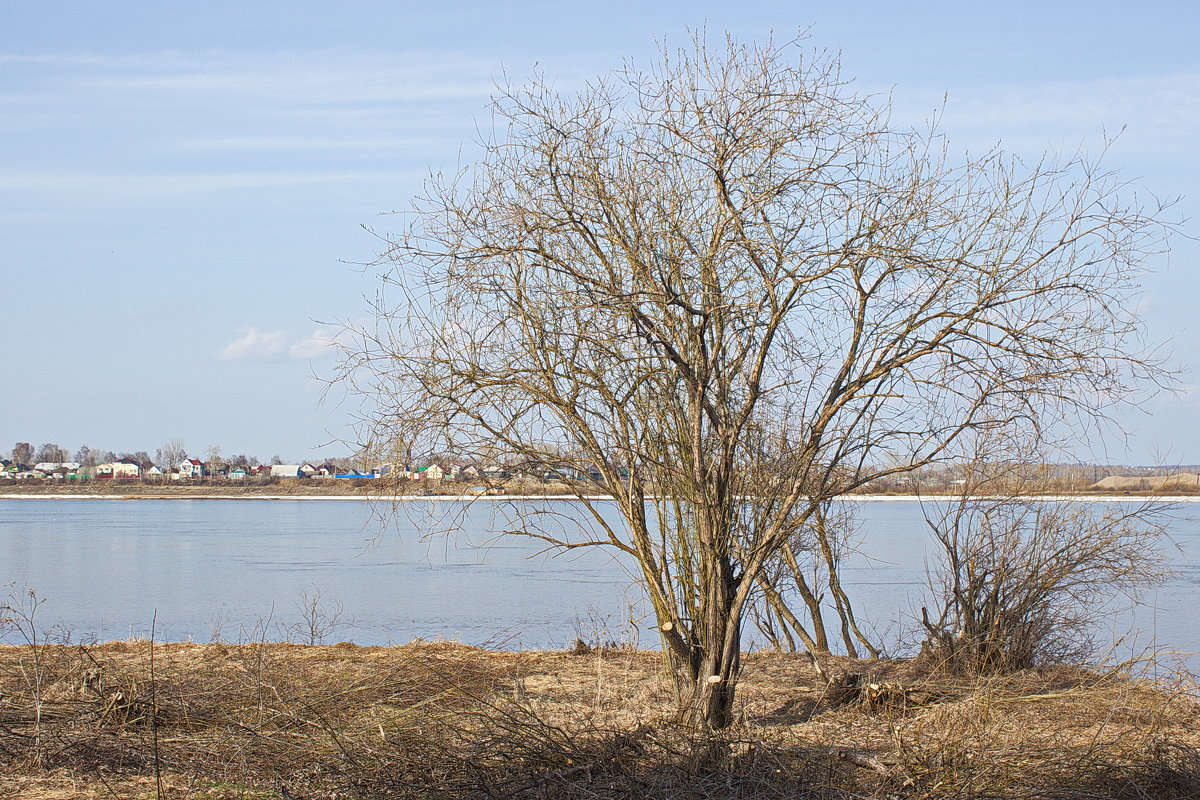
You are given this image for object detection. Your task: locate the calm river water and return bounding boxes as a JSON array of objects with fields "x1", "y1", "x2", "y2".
[{"x1": 1, "y1": 498, "x2": 1196, "y2": 659}]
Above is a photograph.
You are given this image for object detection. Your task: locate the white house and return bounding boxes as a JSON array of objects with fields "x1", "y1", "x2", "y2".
[
  {"x1": 97, "y1": 460, "x2": 142, "y2": 479},
  {"x1": 270, "y1": 464, "x2": 303, "y2": 478},
  {"x1": 178, "y1": 458, "x2": 206, "y2": 479},
  {"x1": 34, "y1": 461, "x2": 80, "y2": 473}
]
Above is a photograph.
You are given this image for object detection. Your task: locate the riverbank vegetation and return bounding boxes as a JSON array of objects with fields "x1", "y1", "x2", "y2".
[{"x1": 1, "y1": 640, "x2": 1198, "y2": 799}]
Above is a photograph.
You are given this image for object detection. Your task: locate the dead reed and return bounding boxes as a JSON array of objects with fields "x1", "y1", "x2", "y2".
[{"x1": 1, "y1": 641, "x2": 1198, "y2": 799}]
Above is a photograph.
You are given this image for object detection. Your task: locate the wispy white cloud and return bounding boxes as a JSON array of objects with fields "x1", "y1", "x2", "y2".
[
  {"x1": 0, "y1": 52, "x2": 211, "y2": 67},
  {"x1": 176, "y1": 135, "x2": 438, "y2": 152},
  {"x1": 7, "y1": 48, "x2": 501, "y2": 103},
  {"x1": 287, "y1": 329, "x2": 343, "y2": 360},
  {"x1": 888, "y1": 73, "x2": 1200, "y2": 157},
  {"x1": 216, "y1": 327, "x2": 290, "y2": 361},
  {"x1": 217, "y1": 326, "x2": 345, "y2": 362},
  {"x1": 0, "y1": 47, "x2": 498, "y2": 210},
  {"x1": 0, "y1": 169, "x2": 417, "y2": 203}
]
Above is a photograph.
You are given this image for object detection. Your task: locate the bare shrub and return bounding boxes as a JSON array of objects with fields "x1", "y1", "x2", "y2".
[
  {"x1": 920, "y1": 492, "x2": 1171, "y2": 674},
  {"x1": 0, "y1": 584, "x2": 50, "y2": 765},
  {"x1": 280, "y1": 585, "x2": 344, "y2": 646}
]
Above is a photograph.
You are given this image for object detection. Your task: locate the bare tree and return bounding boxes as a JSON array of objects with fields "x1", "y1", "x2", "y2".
[
  {"x1": 73, "y1": 445, "x2": 93, "y2": 466},
  {"x1": 342, "y1": 35, "x2": 1171, "y2": 728},
  {"x1": 122, "y1": 451, "x2": 153, "y2": 469},
  {"x1": 156, "y1": 438, "x2": 187, "y2": 469},
  {"x1": 33, "y1": 443, "x2": 67, "y2": 464},
  {"x1": 204, "y1": 445, "x2": 226, "y2": 477},
  {"x1": 11, "y1": 442, "x2": 33, "y2": 466}
]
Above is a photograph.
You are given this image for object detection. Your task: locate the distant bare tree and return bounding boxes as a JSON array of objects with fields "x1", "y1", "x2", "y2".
[
  {"x1": 11, "y1": 442, "x2": 33, "y2": 466},
  {"x1": 120, "y1": 451, "x2": 153, "y2": 469},
  {"x1": 156, "y1": 439, "x2": 187, "y2": 469},
  {"x1": 342, "y1": 34, "x2": 1172, "y2": 728},
  {"x1": 204, "y1": 445, "x2": 226, "y2": 475},
  {"x1": 73, "y1": 445, "x2": 93, "y2": 467},
  {"x1": 33, "y1": 443, "x2": 67, "y2": 464}
]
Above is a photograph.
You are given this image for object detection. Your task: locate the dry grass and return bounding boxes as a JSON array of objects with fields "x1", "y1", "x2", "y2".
[{"x1": 1, "y1": 641, "x2": 1198, "y2": 799}]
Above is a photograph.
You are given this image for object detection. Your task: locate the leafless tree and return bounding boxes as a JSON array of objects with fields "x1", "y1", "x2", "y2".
[
  {"x1": 73, "y1": 444, "x2": 94, "y2": 466},
  {"x1": 11, "y1": 442, "x2": 33, "y2": 466},
  {"x1": 157, "y1": 438, "x2": 188, "y2": 470},
  {"x1": 341, "y1": 34, "x2": 1172, "y2": 728},
  {"x1": 204, "y1": 445, "x2": 226, "y2": 476},
  {"x1": 33, "y1": 443, "x2": 67, "y2": 464}
]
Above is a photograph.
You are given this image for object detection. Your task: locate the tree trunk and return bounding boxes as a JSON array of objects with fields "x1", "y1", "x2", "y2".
[
  {"x1": 663, "y1": 555, "x2": 742, "y2": 730},
  {"x1": 688, "y1": 611, "x2": 740, "y2": 728},
  {"x1": 756, "y1": 576, "x2": 821, "y2": 653},
  {"x1": 776, "y1": 541, "x2": 831, "y2": 652},
  {"x1": 815, "y1": 513, "x2": 879, "y2": 659}
]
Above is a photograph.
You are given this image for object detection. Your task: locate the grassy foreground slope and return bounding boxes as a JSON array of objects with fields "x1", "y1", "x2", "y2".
[{"x1": 2, "y1": 641, "x2": 1198, "y2": 799}]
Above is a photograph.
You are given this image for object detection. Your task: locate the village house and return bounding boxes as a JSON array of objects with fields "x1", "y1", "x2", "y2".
[
  {"x1": 334, "y1": 469, "x2": 374, "y2": 479},
  {"x1": 1, "y1": 460, "x2": 31, "y2": 479},
  {"x1": 96, "y1": 459, "x2": 142, "y2": 479},
  {"x1": 33, "y1": 461, "x2": 80, "y2": 474},
  {"x1": 481, "y1": 465, "x2": 510, "y2": 481},
  {"x1": 421, "y1": 463, "x2": 448, "y2": 480},
  {"x1": 177, "y1": 458, "x2": 206, "y2": 479},
  {"x1": 30, "y1": 461, "x2": 81, "y2": 478}
]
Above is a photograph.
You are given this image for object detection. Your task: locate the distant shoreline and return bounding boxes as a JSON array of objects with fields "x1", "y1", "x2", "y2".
[{"x1": 2, "y1": 492, "x2": 1195, "y2": 502}]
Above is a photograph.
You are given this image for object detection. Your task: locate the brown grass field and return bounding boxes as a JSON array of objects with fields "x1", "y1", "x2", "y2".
[{"x1": 2, "y1": 640, "x2": 1199, "y2": 799}]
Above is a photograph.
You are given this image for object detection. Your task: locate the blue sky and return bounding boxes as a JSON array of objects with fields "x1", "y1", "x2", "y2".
[{"x1": 2, "y1": 2, "x2": 1197, "y2": 465}]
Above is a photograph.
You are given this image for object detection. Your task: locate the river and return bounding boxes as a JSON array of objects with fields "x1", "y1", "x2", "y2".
[{"x1": 1, "y1": 497, "x2": 1196, "y2": 661}]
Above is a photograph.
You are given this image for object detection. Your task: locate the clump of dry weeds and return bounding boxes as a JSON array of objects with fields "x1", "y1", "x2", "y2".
[{"x1": 1, "y1": 642, "x2": 1198, "y2": 799}]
